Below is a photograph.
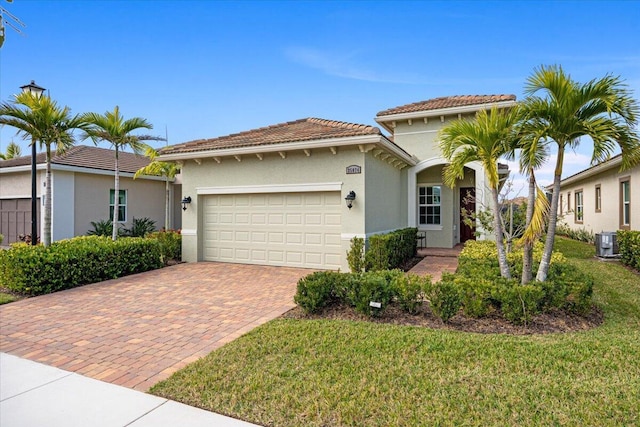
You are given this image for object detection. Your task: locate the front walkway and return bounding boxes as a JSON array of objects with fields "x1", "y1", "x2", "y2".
[
  {"x1": 0, "y1": 263, "x2": 310, "y2": 391},
  {"x1": 409, "y1": 245, "x2": 462, "y2": 282}
]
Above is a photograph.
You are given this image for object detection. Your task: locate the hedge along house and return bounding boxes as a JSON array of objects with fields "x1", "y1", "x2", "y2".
[
  {"x1": 0, "y1": 145, "x2": 181, "y2": 244},
  {"x1": 158, "y1": 95, "x2": 515, "y2": 271}
]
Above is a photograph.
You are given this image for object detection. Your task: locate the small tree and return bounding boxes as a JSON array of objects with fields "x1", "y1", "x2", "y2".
[
  {"x1": 81, "y1": 107, "x2": 163, "y2": 240},
  {"x1": 0, "y1": 92, "x2": 86, "y2": 246},
  {"x1": 134, "y1": 145, "x2": 180, "y2": 231},
  {"x1": 0, "y1": 141, "x2": 22, "y2": 159}
]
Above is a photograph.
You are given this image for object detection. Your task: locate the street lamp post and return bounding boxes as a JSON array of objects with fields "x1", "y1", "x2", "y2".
[{"x1": 19, "y1": 80, "x2": 46, "y2": 245}]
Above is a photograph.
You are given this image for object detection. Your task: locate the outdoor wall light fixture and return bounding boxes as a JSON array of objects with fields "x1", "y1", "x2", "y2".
[
  {"x1": 345, "y1": 191, "x2": 356, "y2": 209},
  {"x1": 181, "y1": 196, "x2": 192, "y2": 211}
]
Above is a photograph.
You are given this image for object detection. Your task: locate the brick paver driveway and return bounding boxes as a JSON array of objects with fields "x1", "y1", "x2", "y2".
[{"x1": 0, "y1": 263, "x2": 310, "y2": 391}]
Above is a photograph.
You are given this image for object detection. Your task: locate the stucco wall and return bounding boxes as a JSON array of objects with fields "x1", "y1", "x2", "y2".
[
  {"x1": 52, "y1": 170, "x2": 75, "y2": 241},
  {"x1": 74, "y1": 173, "x2": 166, "y2": 236},
  {"x1": 391, "y1": 113, "x2": 475, "y2": 161},
  {"x1": 364, "y1": 153, "x2": 406, "y2": 235},
  {"x1": 558, "y1": 164, "x2": 639, "y2": 233},
  {"x1": 180, "y1": 147, "x2": 368, "y2": 269}
]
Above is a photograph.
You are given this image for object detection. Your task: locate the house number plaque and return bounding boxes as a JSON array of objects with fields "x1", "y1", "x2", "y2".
[{"x1": 346, "y1": 165, "x2": 362, "y2": 174}]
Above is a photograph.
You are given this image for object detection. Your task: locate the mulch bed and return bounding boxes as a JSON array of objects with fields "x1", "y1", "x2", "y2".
[{"x1": 282, "y1": 302, "x2": 604, "y2": 335}]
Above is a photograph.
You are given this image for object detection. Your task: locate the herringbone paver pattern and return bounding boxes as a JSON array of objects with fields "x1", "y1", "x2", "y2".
[{"x1": 0, "y1": 263, "x2": 310, "y2": 391}]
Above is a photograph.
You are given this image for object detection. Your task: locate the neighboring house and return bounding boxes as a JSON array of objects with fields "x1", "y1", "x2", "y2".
[
  {"x1": 158, "y1": 95, "x2": 516, "y2": 271},
  {"x1": 0, "y1": 145, "x2": 181, "y2": 244},
  {"x1": 552, "y1": 154, "x2": 638, "y2": 233}
]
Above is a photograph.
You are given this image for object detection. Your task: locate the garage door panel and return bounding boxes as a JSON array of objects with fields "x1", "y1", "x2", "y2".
[{"x1": 203, "y1": 192, "x2": 341, "y2": 269}]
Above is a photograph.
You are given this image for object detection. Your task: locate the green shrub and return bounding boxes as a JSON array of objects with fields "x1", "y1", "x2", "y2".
[
  {"x1": 123, "y1": 217, "x2": 157, "y2": 237},
  {"x1": 87, "y1": 219, "x2": 123, "y2": 237},
  {"x1": 617, "y1": 230, "x2": 640, "y2": 271},
  {"x1": 428, "y1": 273, "x2": 462, "y2": 323},
  {"x1": 147, "y1": 230, "x2": 182, "y2": 263},
  {"x1": 0, "y1": 233, "x2": 3, "y2": 245},
  {"x1": 456, "y1": 277, "x2": 494, "y2": 318},
  {"x1": 352, "y1": 273, "x2": 395, "y2": 317},
  {"x1": 0, "y1": 236, "x2": 163, "y2": 296},
  {"x1": 365, "y1": 228, "x2": 417, "y2": 271},
  {"x1": 347, "y1": 237, "x2": 365, "y2": 273},
  {"x1": 556, "y1": 223, "x2": 595, "y2": 244},
  {"x1": 294, "y1": 271, "x2": 343, "y2": 314},
  {"x1": 494, "y1": 280, "x2": 544, "y2": 325},
  {"x1": 392, "y1": 273, "x2": 431, "y2": 314}
]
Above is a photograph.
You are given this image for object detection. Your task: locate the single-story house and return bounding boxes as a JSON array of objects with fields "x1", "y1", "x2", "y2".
[
  {"x1": 158, "y1": 95, "x2": 516, "y2": 271},
  {"x1": 553, "y1": 153, "x2": 638, "y2": 233},
  {"x1": 0, "y1": 145, "x2": 181, "y2": 244}
]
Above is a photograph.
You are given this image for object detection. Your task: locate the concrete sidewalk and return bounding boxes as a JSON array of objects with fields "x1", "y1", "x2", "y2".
[{"x1": 0, "y1": 352, "x2": 259, "y2": 427}]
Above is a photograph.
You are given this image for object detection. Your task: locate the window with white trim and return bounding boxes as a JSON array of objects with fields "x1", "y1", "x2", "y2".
[
  {"x1": 620, "y1": 178, "x2": 631, "y2": 229},
  {"x1": 418, "y1": 186, "x2": 441, "y2": 225},
  {"x1": 110, "y1": 189, "x2": 127, "y2": 223},
  {"x1": 574, "y1": 190, "x2": 583, "y2": 223}
]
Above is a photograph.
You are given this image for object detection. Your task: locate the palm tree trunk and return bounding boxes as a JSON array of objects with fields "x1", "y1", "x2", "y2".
[
  {"x1": 165, "y1": 177, "x2": 170, "y2": 231},
  {"x1": 536, "y1": 147, "x2": 564, "y2": 282},
  {"x1": 112, "y1": 147, "x2": 120, "y2": 241},
  {"x1": 491, "y1": 188, "x2": 511, "y2": 279},
  {"x1": 44, "y1": 146, "x2": 52, "y2": 247},
  {"x1": 521, "y1": 172, "x2": 536, "y2": 284}
]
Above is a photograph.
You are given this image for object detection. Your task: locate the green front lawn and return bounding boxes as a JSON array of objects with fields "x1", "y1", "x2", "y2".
[
  {"x1": 0, "y1": 291, "x2": 18, "y2": 305},
  {"x1": 151, "y1": 238, "x2": 640, "y2": 426}
]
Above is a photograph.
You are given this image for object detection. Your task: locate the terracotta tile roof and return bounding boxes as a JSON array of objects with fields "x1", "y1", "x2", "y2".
[
  {"x1": 160, "y1": 117, "x2": 382, "y2": 155},
  {"x1": 376, "y1": 95, "x2": 517, "y2": 117},
  {"x1": 0, "y1": 145, "x2": 150, "y2": 174}
]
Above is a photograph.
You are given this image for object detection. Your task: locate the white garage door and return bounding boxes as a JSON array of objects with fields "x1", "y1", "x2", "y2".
[{"x1": 202, "y1": 192, "x2": 342, "y2": 269}]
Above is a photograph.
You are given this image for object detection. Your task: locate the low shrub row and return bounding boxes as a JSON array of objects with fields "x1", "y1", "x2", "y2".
[
  {"x1": 297, "y1": 239, "x2": 594, "y2": 325},
  {"x1": 617, "y1": 230, "x2": 640, "y2": 271},
  {"x1": 147, "y1": 230, "x2": 182, "y2": 264},
  {"x1": 556, "y1": 223, "x2": 595, "y2": 244},
  {"x1": 0, "y1": 236, "x2": 163, "y2": 295},
  {"x1": 294, "y1": 270, "x2": 432, "y2": 318},
  {"x1": 346, "y1": 228, "x2": 418, "y2": 272},
  {"x1": 453, "y1": 240, "x2": 593, "y2": 324}
]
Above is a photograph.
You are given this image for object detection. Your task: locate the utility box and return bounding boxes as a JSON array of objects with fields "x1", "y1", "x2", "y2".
[{"x1": 595, "y1": 232, "x2": 619, "y2": 258}]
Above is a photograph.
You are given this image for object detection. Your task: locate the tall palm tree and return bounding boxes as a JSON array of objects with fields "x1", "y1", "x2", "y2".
[
  {"x1": 81, "y1": 106, "x2": 163, "y2": 240},
  {"x1": 523, "y1": 65, "x2": 640, "y2": 282},
  {"x1": 0, "y1": 141, "x2": 22, "y2": 159},
  {"x1": 134, "y1": 144, "x2": 180, "y2": 231},
  {"x1": 0, "y1": 92, "x2": 85, "y2": 246},
  {"x1": 440, "y1": 106, "x2": 521, "y2": 279}
]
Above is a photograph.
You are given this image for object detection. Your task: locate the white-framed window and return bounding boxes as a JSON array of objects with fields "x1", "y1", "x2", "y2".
[
  {"x1": 418, "y1": 185, "x2": 441, "y2": 225},
  {"x1": 595, "y1": 184, "x2": 601, "y2": 213},
  {"x1": 574, "y1": 190, "x2": 583, "y2": 223},
  {"x1": 110, "y1": 189, "x2": 127, "y2": 223},
  {"x1": 620, "y1": 178, "x2": 631, "y2": 229}
]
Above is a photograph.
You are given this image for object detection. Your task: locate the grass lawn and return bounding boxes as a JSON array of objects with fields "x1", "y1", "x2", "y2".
[
  {"x1": 151, "y1": 237, "x2": 640, "y2": 426},
  {"x1": 0, "y1": 291, "x2": 18, "y2": 305}
]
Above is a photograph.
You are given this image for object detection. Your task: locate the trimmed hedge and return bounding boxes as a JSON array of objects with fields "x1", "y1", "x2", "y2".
[
  {"x1": 294, "y1": 270, "x2": 431, "y2": 317},
  {"x1": 365, "y1": 227, "x2": 418, "y2": 271},
  {"x1": 617, "y1": 230, "x2": 640, "y2": 271},
  {"x1": 0, "y1": 236, "x2": 163, "y2": 296},
  {"x1": 147, "y1": 230, "x2": 182, "y2": 264}
]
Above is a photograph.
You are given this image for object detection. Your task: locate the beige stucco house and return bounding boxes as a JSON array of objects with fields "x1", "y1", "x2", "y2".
[
  {"x1": 0, "y1": 145, "x2": 181, "y2": 244},
  {"x1": 158, "y1": 95, "x2": 516, "y2": 271},
  {"x1": 554, "y1": 154, "x2": 638, "y2": 233}
]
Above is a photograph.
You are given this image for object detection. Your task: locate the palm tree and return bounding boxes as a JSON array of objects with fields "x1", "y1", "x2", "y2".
[
  {"x1": 523, "y1": 65, "x2": 640, "y2": 282},
  {"x1": 82, "y1": 106, "x2": 163, "y2": 240},
  {"x1": 0, "y1": 92, "x2": 85, "y2": 246},
  {"x1": 134, "y1": 144, "x2": 180, "y2": 231},
  {"x1": 0, "y1": 141, "x2": 22, "y2": 159},
  {"x1": 440, "y1": 106, "x2": 521, "y2": 279}
]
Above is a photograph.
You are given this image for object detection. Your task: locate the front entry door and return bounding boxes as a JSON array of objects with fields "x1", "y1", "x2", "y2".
[{"x1": 460, "y1": 187, "x2": 476, "y2": 243}]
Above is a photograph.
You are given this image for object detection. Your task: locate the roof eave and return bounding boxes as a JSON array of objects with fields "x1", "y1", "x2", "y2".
[
  {"x1": 158, "y1": 134, "x2": 417, "y2": 167},
  {"x1": 375, "y1": 100, "x2": 518, "y2": 130},
  {"x1": 556, "y1": 156, "x2": 623, "y2": 189}
]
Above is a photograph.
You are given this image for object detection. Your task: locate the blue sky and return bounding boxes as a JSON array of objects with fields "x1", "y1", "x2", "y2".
[{"x1": 1, "y1": 0, "x2": 639, "y2": 193}]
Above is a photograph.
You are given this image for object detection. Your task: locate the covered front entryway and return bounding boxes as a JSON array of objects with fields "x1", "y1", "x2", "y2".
[
  {"x1": 202, "y1": 192, "x2": 342, "y2": 269},
  {"x1": 460, "y1": 187, "x2": 476, "y2": 243},
  {"x1": 0, "y1": 198, "x2": 40, "y2": 244}
]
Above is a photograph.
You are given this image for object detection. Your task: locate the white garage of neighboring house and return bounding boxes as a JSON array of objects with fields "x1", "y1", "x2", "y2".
[
  {"x1": 159, "y1": 95, "x2": 515, "y2": 271},
  {"x1": 0, "y1": 145, "x2": 181, "y2": 245}
]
